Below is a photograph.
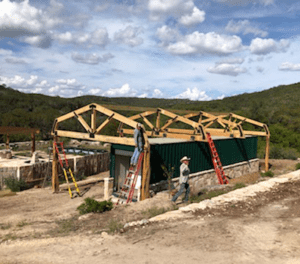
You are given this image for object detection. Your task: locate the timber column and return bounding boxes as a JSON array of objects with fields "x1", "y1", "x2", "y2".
[
  {"x1": 52, "y1": 136, "x2": 59, "y2": 193},
  {"x1": 141, "y1": 145, "x2": 151, "y2": 200}
]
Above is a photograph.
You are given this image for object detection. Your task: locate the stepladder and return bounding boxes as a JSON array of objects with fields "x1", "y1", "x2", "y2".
[
  {"x1": 206, "y1": 133, "x2": 229, "y2": 185},
  {"x1": 116, "y1": 152, "x2": 144, "y2": 205},
  {"x1": 54, "y1": 142, "x2": 81, "y2": 198}
]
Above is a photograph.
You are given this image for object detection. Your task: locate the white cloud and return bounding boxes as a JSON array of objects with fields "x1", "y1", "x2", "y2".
[
  {"x1": 153, "y1": 89, "x2": 163, "y2": 98},
  {"x1": 54, "y1": 28, "x2": 109, "y2": 47},
  {"x1": 5, "y1": 57, "x2": 27, "y2": 64},
  {"x1": 279, "y1": 62, "x2": 300, "y2": 71},
  {"x1": 0, "y1": 75, "x2": 39, "y2": 88},
  {"x1": 0, "y1": 48, "x2": 13, "y2": 56},
  {"x1": 216, "y1": 57, "x2": 244, "y2": 65},
  {"x1": 167, "y1": 32, "x2": 243, "y2": 55},
  {"x1": 148, "y1": 0, "x2": 205, "y2": 26},
  {"x1": 71, "y1": 53, "x2": 114, "y2": 65},
  {"x1": 175, "y1": 87, "x2": 211, "y2": 101},
  {"x1": 88, "y1": 88, "x2": 102, "y2": 95},
  {"x1": 114, "y1": 26, "x2": 144, "y2": 47},
  {"x1": 0, "y1": 0, "x2": 61, "y2": 38},
  {"x1": 217, "y1": 94, "x2": 225, "y2": 100},
  {"x1": 225, "y1": 20, "x2": 268, "y2": 37},
  {"x1": 156, "y1": 26, "x2": 181, "y2": 46},
  {"x1": 102, "y1": 83, "x2": 137, "y2": 97},
  {"x1": 207, "y1": 64, "x2": 247, "y2": 76},
  {"x1": 23, "y1": 35, "x2": 52, "y2": 49},
  {"x1": 179, "y1": 7, "x2": 205, "y2": 26},
  {"x1": 249, "y1": 38, "x2": 290, "y2": 55},
  {"x1": 212, "y1": 0, "x2": 274, "y2": 6}
]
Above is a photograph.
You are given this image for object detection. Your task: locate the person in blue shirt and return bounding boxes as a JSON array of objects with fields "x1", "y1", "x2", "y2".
[{"x1": 130, "y1": 123, "x2": 144, "y2": 167}]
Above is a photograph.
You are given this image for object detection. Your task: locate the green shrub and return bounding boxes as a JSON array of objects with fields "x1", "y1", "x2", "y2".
[
  {"x1": 295, "y1": 163, "x2": 300, "y2": 171},
  {"x1": 4, "y1": 177, "x2": 28, "y2": 192},
  {"x1": 77, "y1": 198, "x2": 113, "y2": 215},
  {"x1": 106, "y1": 219, "x2": 123, "y2": 233},
  {"x1": 233, "y1": 183, "x2": 246, "y2": 190},
  {"x1": 261, "y1": 170, "x2": 274, "y2": 177}
]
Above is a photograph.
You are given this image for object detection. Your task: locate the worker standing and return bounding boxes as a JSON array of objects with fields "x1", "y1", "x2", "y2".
[
  {"x1": 130, "y1": 123, "x2": 144, "y2": 168},
  {"x1": 172, "y1": 156, "x2": 191, "y2": 203}
]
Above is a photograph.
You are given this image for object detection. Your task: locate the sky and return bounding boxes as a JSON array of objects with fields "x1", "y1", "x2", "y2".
[{"x1": 0, "y1": 0, "x2": 300, "y2": 101}]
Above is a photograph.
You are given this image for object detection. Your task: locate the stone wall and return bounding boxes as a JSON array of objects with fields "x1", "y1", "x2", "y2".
[
  {"x1": 0, "y1": 152, "x2": 110, "y2": 189},
  {"x1": 150, "y1": 158, "x2": 259, "y2": 194}
]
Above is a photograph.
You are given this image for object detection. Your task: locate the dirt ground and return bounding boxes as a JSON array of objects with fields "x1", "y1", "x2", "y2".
[{"x1": 0, "y1": 159, "x2": 300, "y2": 264}]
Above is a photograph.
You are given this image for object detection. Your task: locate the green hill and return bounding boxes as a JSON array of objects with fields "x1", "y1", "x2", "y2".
[{"x1": 0, "y1": 83, "x2": 299, "y2": 160}]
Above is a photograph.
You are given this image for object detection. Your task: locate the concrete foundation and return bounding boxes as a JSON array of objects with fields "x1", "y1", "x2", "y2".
[
  {"x1": 150, "y1": 158, "x2": 259, "y2": 194},
  {"x1": 0, "y1": 152, "x2": 110, "y2": 189}
]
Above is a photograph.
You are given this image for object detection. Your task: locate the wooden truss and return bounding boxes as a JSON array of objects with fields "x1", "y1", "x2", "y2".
[
  {"x1": 0, "y1": 126, "x2": 40, "y2": 155},
  {"x1": 51, "y1": 103, "x2": 270, "y2": 200}
]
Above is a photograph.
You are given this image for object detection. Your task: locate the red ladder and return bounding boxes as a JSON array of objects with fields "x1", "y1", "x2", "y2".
[
  {"x1": 53, "y1": 142, "x2": 81, "y2": 198},
  {"x1": 206, "y1": 133, "x2": 229, "y2": 185},
  {"x1": 116, "y1": 152, "x2": 144, "y2": 205}
]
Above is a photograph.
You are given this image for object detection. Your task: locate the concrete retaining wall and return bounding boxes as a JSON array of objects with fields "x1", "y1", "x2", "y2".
[
  {"x1": 150, "y1": 158, "x2": 259, "y2": 194},
  {"x1": 0, "y1": 152, "x2": 110, "y2": 189}
]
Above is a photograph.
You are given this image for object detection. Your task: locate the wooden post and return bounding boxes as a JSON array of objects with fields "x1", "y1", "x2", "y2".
[
  {"x1": 141, "y1": 145, "x2": 151, "y2": 200},
  {"x1": 91, "y1": 108, "x2": 96, "y2": 133},
  {"x1": 31, "y1": 132, "x2": 35, "y2": 156},
  {"x1": 6, "y1": 134, "x2": 9, "y2": 149},
  {"x1": 265, "y1": 136, "x2": 270, "y2": 171},
  {"x1": 156, "y1": 110, "x2": 161, "y2": 130},
  {"x1": 52, "y1": 136, "x2": 59, "y2": 193}
]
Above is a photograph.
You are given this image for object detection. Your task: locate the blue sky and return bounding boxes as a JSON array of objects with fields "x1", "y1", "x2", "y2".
[{"x1": 0, "y1": 0, "x2": 300, "y2": 101}]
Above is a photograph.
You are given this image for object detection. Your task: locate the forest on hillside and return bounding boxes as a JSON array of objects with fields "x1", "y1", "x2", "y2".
[{"x1": 0, "y1": 82, "x2": 300, "y2": 160}]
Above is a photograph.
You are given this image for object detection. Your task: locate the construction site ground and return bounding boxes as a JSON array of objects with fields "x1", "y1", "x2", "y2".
[{"x1": 1, "y1": 159, "x2": 300, "y2": 264}]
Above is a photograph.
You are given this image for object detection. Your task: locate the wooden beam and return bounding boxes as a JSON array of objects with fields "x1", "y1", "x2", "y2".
[
  {"x1": 229, "y1": 113, "x2": 265, "y2": 127},
  {"x1": 91, "y1": 108, "x2": 96, "y2": 133},
  {"x1": 156, "y1": 110, "x2": 161, "y2": 130},
  {"x1": 31, "y1": 132, "x2": 35, "y2": 155},
  {"x1": 129, "y1": 111, "x2": 156, "y2": 120},
  {"x1": 76, "y1": 114, "x2": 92, "y2": 133},
  {"x1": 140, "y1": 115, "x2": 155, "y2": 130},
  {"x1": 56, "y1": 105, "x2": 92, "y2": 123},
  {"x1": 52, "y1": 136, "x2": 59, "y2": 193},
  {"x1": 159, "y1": 108, "x2": 199, "y2": 128},
  {"x1": 141, "y1": 146, "x2": 151, "y2": 200},
  {"x1": 95, "y1": 114, "x2": 114, "y2": 134},
  {"x1": 265, "y1": 136, "x2": 270, "y2": 171},
  {"x1": 6, "y1": 134, "x2": 9, "y2": 149},
  {"x1": 94, "y1": 104, "x2": 137, "y2": 128},
  {"x1": 55, "y1": 130, "x2": 136, "y2": 146},
  {"x1": 122, "y1": 129, "x2": 206, "y2": 142}
]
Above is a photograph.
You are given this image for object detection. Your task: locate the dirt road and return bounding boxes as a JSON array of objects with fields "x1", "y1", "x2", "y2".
[{"x1": 1, "y1": 162, "x2": 300, "y2": 264}]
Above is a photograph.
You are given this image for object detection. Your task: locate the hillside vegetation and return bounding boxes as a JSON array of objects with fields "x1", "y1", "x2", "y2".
[{"x1": 0, "y1": 83, "x2": 299, "y2": 159}]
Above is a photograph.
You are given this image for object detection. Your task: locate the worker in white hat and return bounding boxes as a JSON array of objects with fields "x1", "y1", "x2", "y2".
[
  {"x1": 172, "y1": 156, "x2": 191, "y2": 203},
  {"x1": 130, "y1": 123, "x2": 144, "y2": 168}
]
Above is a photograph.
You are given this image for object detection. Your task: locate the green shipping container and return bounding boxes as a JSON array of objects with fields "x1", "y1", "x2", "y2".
[{"x1": 110, "y1": 136, "x2": 257, "y2": 185}]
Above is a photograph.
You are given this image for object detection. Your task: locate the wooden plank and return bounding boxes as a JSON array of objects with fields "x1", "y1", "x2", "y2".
[
  {"x1": 230, "y1": 113, "x2": 265, "y2": 127},
  {"x1": 95, "y1": 104, "x2": 137, "y2": 128},
  {"x1": 56, "y1": 105, "x2": 91, "y2": 123},
  {"x1": 52, "y1": 136, "x2": 59, "y2": 193},
  {"x1": 77, "y1": 115, "x2": 92, "y2": 133},
  {"x1": 265, "y1": 136, "x2": 270, "y2": 171},
  {"x1": 91, "y1": 108, "x2": 96, "y2": 132},
  {"x1": 95, "y1": 114, "x2": 114, "y2": 134},
  {"x1": 0, "y1": 127, "x2": 39, "y2": 135},
  {"x1": 140, "y1": 115, "x2": 155, "y2": 130},
  {"x1": 55, "y1": 130, "x2": 136, "y2": 146},
  {"x1": 159, "y1": 108, "x2": 198, "y2": 128},
  {"x1": 122, "y1": 129, "x2": 206, "y2": 141},
  {"x1": 156, "y1": 110, "x2": 161, "y2": 130}
]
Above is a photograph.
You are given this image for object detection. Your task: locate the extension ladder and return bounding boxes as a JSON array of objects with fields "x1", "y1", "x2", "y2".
[
  {"x1": 54, "y1": 142, "x2": 81, "y2": 198},
  {"x1": 206, "y1": 133, "x2": 229, "y2": 185},
  {"x1": 116, "y1": 152, "x2": 144, "y2": 205}
]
